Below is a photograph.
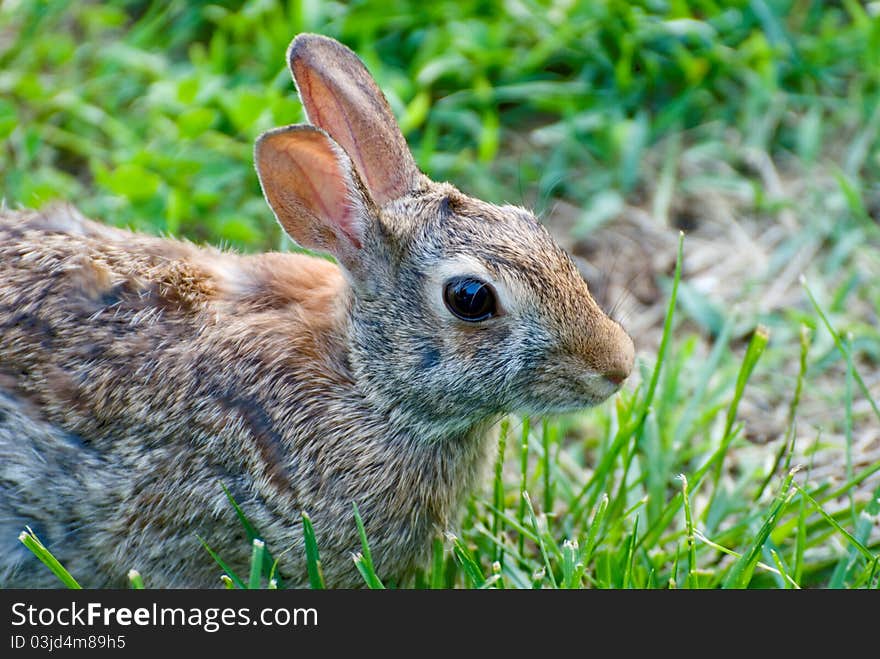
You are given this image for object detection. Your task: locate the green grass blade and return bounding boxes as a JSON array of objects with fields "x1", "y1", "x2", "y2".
[
  {"x1": 634, "y1": 232, "x2": 685, "y2": 433},
  {"x1": 127, "y1": 569, "x2": 145, "y2": 589},
  {"x1": 693, "y1": 530, "x2": 799, "y2": 588},
  {"x1": 542, "y1": 418, "x2": 556, "y2": 514},
  {"x1": 492, "y1": 418, "x2": 509, "y2": 565},
  {"x1": 669, "y1": 544, "x2": 680, "y2": 589},
  {"x1": 447, "y1": 532, "x2": 486, "y2": 588},
  {"x1": 352, "y1": 502, "x2": 385, "y2": 589},
  {"x1": 248, "y1": 539, "x2": 265, "y2": 589},
  {"x1": 725, "y1": 326, "x2": 771, "y2": 443},
  {"x1": 430, "y1": 537, "x2": 446, "y2": 589},
  {"x1": 722, "y1": 470, "x2": 796, "y2": 589},
  {"x1": 639, "y1": 491, "x2": 684, "y2": 552},
  {"x1": 844, "y1": 333, "x2": 855, "y2": 523},
  {"x1": 220, "y1": 481, "x2": 261, "y2": 543},
  {"x1": 703, "y1": 325, "x2": 769, "y2": 483},
  {"x1": 622, "y1": 496, "x2": 649, "y2": 519},
  {"x1": 517, "y1": 416, "x2": 531, "y2": 557},
  {"x1": 301, "y1": 511, "x2": 326, "y2": 589},
  {"x1": 680, "y1": 475, "x2": 699, "y2": 589},
  {"x1": 769, "y1": 550, "x2": 792, "y2": 589},
  {"x1": 523, "y1": 491, "x2": 557, "y2": 588},
  {"x1": 220, "y1": 482, "x2": 282, "y2": 587},
  {"x1": 829, "y1": 338, "x2": 862, "y2": 588},
  {"x1": 580, "y1": 493, "x2": 609, "y2": 567},
  {"x1": 472, "y1": 521, "x2": 532, "y2": 568},
  {"x1": 699, "y1": 325, "x2": 769, "y2": 522},
  {"x1": 755, "y1": 324, "x2": 810, "y2": 501},
  {"x1": 353, "y1": 554, "x2": 385, "y2": 589},
  {"x1": 19, "y1": 527, "x2": 81, "y2": 589},
  {"x1": 793, "y1": 492, "x2": 808, "y2": 585},
  {"x1": 489, "y1": 560, "x2": 503, "y2": 589},
  {"x1": 561, "y1": 539, "x2": 580, "y2": 589},
  {"x1": 794, "y1": 484, "x2": 877, "y2": 564},
  {"x1": 837, "y1": 484, "x2": 880, "y2": 584},
  {"x1": 803, "y1": 278, "x2": 880, "y2": 424},
  {"x1": 197, "y1": 534, "x2": 246, "y2": 589},
  {"x1": 483, "y1": 501, "x2": 541, "y2": 543},
  {"x1": 571, "y1": 426, "x2": 631, "y2": 519},
  {"x1": 818, "y1": 461, "x2": 880, "y2": 504},
  {"x1": 621, "y1": 516, "x2": 639, "y2": 589}
]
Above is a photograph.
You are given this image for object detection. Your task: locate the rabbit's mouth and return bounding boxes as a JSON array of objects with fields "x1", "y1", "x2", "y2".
[{"x1": 507, "y1": 368, "x2": 623, "y2": 415}]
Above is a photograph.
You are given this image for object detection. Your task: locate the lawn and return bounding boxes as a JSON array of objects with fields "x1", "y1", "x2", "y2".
[{"x1": 1, "y1": 0, "x2": 878, "y2": 588}]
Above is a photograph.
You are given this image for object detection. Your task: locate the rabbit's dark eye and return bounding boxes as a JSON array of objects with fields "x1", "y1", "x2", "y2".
[{"x1": 443, "y1": 277, "x2": 497, "y2": 322}]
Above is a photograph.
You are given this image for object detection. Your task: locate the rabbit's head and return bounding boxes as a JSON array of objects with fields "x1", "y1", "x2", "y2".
[{"x1": 255, "y1": 34, "x2": 634, "y2": 436}]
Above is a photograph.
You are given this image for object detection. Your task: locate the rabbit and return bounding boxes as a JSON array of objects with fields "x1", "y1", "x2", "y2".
[{"x1": 0, "y1": 33, "x2": 634, "y2": 588}]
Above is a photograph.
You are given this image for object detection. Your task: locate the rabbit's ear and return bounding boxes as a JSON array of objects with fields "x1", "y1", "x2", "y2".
[
  {"x1": 287, "y1": 34, "x2": 421, "y2": 206},
  {"x1": 255, "y1": 125, "x2": 372, "y2": 274}
]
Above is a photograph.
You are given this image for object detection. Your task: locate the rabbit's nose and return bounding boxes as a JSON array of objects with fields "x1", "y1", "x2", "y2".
[
  {"x1": 605, "y1": 368, "x2": 629, "y2": 386},
  {"x1": 603, "y1": 329, "x2": 635, "y2": 386}
]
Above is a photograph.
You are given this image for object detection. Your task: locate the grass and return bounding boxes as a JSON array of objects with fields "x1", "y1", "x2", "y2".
[
  {"x1": 18, "y1": 527, "x2": 81, "y2": 589},
  {"x1": 5, "y1": 0, "x2": 880, "y2": 588}
]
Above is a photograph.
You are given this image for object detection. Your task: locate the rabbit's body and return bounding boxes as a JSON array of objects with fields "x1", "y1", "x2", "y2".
[
  {"x1": 1, "y1": 34, "x2": 634, "y2": 588},
  {"x1": 0, "y1": 206, "x2": 490, "y2": 587}
]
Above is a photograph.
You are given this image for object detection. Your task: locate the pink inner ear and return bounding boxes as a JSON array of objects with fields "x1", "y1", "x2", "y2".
[
  {"x1": 273, "y1": 133, "x2": 363, "y2": 250},
  {"x1": 291, "y1": 53, "x2": 420, "y2": 207}
]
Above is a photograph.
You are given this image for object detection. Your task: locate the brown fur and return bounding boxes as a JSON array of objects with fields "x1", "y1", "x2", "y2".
[{"x1": 0, "y1": 35, "x2": 633, "y2": 588}]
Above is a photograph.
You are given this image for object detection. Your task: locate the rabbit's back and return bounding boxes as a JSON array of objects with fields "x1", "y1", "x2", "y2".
[{"x1": 0, "y1": 205, "x2": 348, "y2": 440}]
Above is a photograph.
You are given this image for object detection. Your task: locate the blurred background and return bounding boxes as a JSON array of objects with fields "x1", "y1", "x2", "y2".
[
  {"x1": 1, "y1": 1, "x2": 878, "y2": 585},
  {"x1": 3, "y1": 1, "x2": 877, "y2": 246}
]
